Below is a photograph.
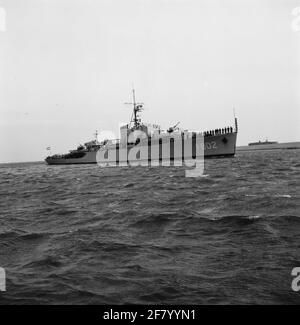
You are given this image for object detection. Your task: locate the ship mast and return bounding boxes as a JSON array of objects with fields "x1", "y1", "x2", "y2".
[
  {"x1": 233, "y1": 107, "x2": 238, "y2": 133},
  {"x1": 132, "y1": 88, "x2": 138, "y2": 127},
  {"x1": 125, "y1": 87, "x2": 144, "y2": 129}
]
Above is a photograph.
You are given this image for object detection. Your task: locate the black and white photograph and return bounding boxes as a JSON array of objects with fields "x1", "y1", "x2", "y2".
[{"x1": 0, "y1": 0, "x2": 300, "y2": 309}]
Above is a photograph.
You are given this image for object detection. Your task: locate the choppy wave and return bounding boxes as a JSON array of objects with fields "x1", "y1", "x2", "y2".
[{"x1": 0, "y1": 150, "x2": 300, "y2": 304}]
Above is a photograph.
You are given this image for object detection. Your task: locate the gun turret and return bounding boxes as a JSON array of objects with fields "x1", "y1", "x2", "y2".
[{"x1": 167, "y1": 122, "x2": 180, "y2": 133}]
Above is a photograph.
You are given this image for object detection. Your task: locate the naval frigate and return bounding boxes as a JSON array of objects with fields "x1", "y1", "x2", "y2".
[{"x1": 45, "y1": 90, "x2": 238, "y2": 165}]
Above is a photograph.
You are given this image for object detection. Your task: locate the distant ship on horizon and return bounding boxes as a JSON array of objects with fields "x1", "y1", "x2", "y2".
[
  {"x1": 248, "y1": 139, "x2": 278, "y2": 146},
  {"x1": 45, "y1": 89, "x2": 238, "y2": 165},
  {"x1": 237, "y1": 139, "x2": 300, "y2": 152}
]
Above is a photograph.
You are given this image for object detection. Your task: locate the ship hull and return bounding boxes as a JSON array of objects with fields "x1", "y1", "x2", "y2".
[{"x1": 45, "y1": 132, "x2": 237, "y2": 165}]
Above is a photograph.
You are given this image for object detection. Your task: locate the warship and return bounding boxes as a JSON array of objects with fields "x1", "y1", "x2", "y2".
[
  {"x1": 248, "y1": 139, "x2": 278, "y2": 146},
  {"x1": 45, "y1": 90, "x2": 238, "y2": 165}
]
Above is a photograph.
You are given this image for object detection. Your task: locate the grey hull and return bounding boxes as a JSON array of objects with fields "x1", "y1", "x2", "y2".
[{"x1": 45, "y1": 132, "x2": 237, "y2": 165}]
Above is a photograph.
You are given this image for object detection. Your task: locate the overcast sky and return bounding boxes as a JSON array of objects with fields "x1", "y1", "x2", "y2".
[{"x1": 0, "y1": 0, "x2": 299, "y2": 163}]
